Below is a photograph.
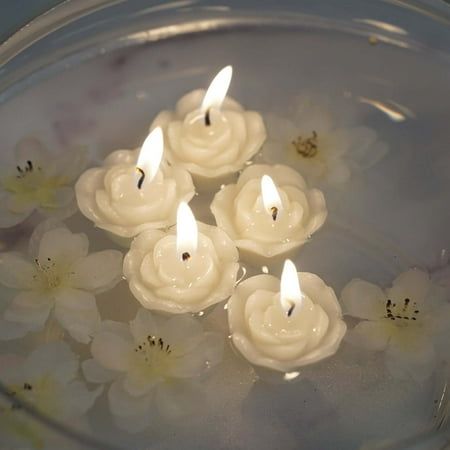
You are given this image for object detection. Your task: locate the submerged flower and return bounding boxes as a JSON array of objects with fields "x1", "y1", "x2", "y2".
[
  {"x1": 342, "y1": 269, "x2": 450, "y2": 382},
  {"x1": 262, "y1": 94, "x2": 388, "y2": 186},
  {"x1": 83, "y1": 309, "x2": 223, "y2": 432},
  {"x1": 0, "y1": 137, "x2": 87, "y2": 228},
  {"x1": 0, "y1": 220, "x2": 123, "y2": 343},
  {"x1": 0, "y1": 342, "x2": 101, "y2": 448}
]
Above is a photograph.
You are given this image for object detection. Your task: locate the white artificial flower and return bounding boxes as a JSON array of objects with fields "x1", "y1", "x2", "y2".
[
  {"x1": 0, "y1": 342, "x2": 101, "y2": 448},
  {"x1": 0, "y1": 137, "x2": 87, "y2": 228},
  {"x1": 83, "y1": 309, "x2": 223, "y2": 432},
  {"x1": 262, "y1": 93, "x2": 388, "y2": 186},
  {"x1": 0, "y1": 220, "x2": 123, "y2": 343},
  {"x1": 342, "y1": 268, "x2": 450, "y2": 382}
]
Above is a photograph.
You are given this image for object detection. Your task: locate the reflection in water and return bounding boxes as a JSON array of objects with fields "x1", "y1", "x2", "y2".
[{"x1": 358, "y1": 97, "x2": 415, "y2": 122}]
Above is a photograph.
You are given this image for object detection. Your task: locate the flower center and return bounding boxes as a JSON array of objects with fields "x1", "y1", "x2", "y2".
[
  {"x1": 291, "y1": 131, "x2": 319, "y2": 158},
  {"x1": 32, "y1": 257, "x2": 73, "y2": 290},
  {"x1": 384, "y1": 298, "x2": 420, "y2": 323},
  {"x1": 134, "y1": 335, "x2": 173, "y2": 374}
]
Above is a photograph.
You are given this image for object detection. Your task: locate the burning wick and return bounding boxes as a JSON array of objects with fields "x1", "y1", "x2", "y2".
[
  {"x1": 182, "y1": 252, "x2": 191, "y2": 261},
  {"x1": 201, "y1": 65, "x2": 232, "y2": 128},
  {"x1": 136, "y1": 167, "x2": 145, "y2": 190},
  {"x1": 287, "y1": 302, "x2": 295, "y2": 317},
  {"x1": 271, "y1": 206, "x2": 278, "y2": 221},
  {"x1": 204, "y1": 109, "x2": 211, "y2": 126},
  {"x1": 280, "y1": 259, "x2": 304, "y2": 318}
]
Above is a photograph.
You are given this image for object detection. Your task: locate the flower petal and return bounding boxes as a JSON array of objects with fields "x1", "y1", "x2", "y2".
[
  {"x1": 70, "y1": 250, "x2": 123, "y2": 294},
  {"x1": 341, "y1": 279, "x2": 386, "y2": 320},
  {"x1": 108, "y1": 380, "x2": 152, "y2": 418},
  {"x1": 346, "y1": 321, "x2": 392, "y2": 351},
  {"x1": 62, "y1": 381, "x2": 102, "y2": 418},
  {"x1": 160, "y1": 314, "x2": 204, "y2": 349},
  {"x1": 168, "y1": 332, "x2": 224, "y2": 378},
  {"x1": 28, "y1": 218, "x2": 67, "y2": 257},
  {"x1": 82, "y1": 358, "x2": 119, "y2": 384},
  {"x1": 24, "y1": 341, "x2": 79, "y2": 384},
  {"x1": 385, "y1": 333, "x2": 436, "y2": 382},
  {"x1": 387, "y1": 269, "x2": 431, "y2": 310},
  {"x1": 14, "y1": 137, "x2": 50, "y2": 166},
  {"x1": 54, "y1": 288, "x2": 100, "y2": 343},
  {"x1": 38, "y1": 228, "x2": 89, "y2": 266},
  {"x1": 155, "y1": 381, "x2": 203, "y2": 419},
  {"x1": 129, "y1": 308, "x2": 159, "y2": 344},
  {"x1": 0, "y1": 199, "x2": 35, "y2": 228},
  {"x1": 4, "y1": 291, "x2": 53, "y2": 329},
  {"x1": 91, "y1": 324, "x2": 134, "y2": 372},
  {"x1": 0, "y1": 252, "x2": 36, "y2": 289},
  {"x1": 0, "y1": 318, "x2": 31, "y2": 340}
]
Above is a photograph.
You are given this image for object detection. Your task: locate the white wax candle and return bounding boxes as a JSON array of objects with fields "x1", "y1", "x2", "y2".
[
  {"x1": 227, "y1": 260, "x2": 346, "y2": 372},
  {"x1": 150, "y1": 67, "x2": 267, "y2": 190},
  {"x1": 75, "y1": 129, "x2": 195, "y2": 239},
  {"x1": 123, "y1": 206, "x2": 239, "y2": 314},
  {"x1": 211, "y1": 163, "x2": 327, "y2": 266}
]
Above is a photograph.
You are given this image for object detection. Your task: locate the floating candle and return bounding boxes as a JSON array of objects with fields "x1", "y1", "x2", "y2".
[
  {"x1": 211, "y1": 164, "x2": 327, "y2": 266},
  {"x1": 75, "y1": 127, "x2": 195, "y2": 239},
  {"x1": 227, "y1": 260, "x2": 346, "y2": 372},
  {"x1": 123, "y1": 202, "x2": 239, "y2": 314},
  {"x1": 150, "y1": 66, "x2": 267, "y2": 190}
]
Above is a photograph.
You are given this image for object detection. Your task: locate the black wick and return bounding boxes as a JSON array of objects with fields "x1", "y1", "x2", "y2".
[
  {"x1": 204, "y1": 109, "x2": 211, "y2": 126},
  {"x1": 136, "y1": 167, "x2": 145, "y2": 190},
  {"x1": 182, "y1": 252, "x2": 191, "y2": 261},
  {"x1": 271, "y1": 207, "x2": 278, "y2": 221},
  {"x1": 287, "y1": 303, "x2": 295, "y2": 318}
]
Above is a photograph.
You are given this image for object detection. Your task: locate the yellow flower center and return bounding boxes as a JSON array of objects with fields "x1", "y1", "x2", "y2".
[
  {"x1": 133, "y1": 335, "x2": 174, "y2": 379},
  {"x1": 32, "y1": 257, "x2": 73, "y2": 291},
  {"x1": 291, "y1": 131, "x2": 319, "y2": 158},
  {"x1": 2, "y1": 161, "x2": 68, "y2": 210},
  {"x1": 384, "y1": 297, "x2": 421, "y2": 325}
]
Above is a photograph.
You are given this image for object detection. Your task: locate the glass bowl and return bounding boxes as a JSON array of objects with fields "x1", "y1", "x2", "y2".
[{"x1": 0, "y1": 1, "x2": 450, "y2": 449}]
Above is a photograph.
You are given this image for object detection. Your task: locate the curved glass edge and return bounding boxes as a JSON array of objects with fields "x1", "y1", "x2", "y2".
[{"x1": 0, "y1": 0, "x2": 449, "y2": 97}]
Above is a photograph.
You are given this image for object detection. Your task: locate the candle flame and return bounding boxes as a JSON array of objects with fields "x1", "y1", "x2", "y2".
[
  {"x1": 280, "y1": 259, "x2": 303, "y2": 317},
  {"x1": 176, "y1": 202, "x2": 198, "y2": 261},
  {"x1": 261, "y1": 175, "x2": 282, "y2": 221},
  {"x1": 136, "y1": 127, "x2": 164, "y2": 186},
  {"x1": 201, "y1": 65, "x2": 233, "y2": 113}
]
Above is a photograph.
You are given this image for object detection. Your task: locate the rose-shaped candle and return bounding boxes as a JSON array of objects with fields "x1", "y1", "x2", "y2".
[
  {"x1": 75, "y1": 127, "x2": 195, "y2": 239},
  {"x1": 211, "y1": 164, "x2": 327, "y2": 267},
  {"x1": 150, "y1": 66, "x2": 267, "y2": 190},
  {"x1": 227, "y1": 260, "x2": 346, "y2": 372},
  {"x1": 123, "y1": 202, "x2": 239, "y2": 314}
]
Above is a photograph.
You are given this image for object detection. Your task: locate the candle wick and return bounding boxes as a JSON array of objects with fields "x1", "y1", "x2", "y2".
[
  {"x1": 287, "y1": 303, "x2": 295, "y2": 317},
  {"x1": 271, "y1": 206, "x2": 278, "y2": 221},
  {"x1": 182, "y1": 252, "x2": 191, "y2": 261},
  {"x1": 136, "y1": 167, "x2": 145, "y2": 189},
  {"x1": 205, "y1": 109, "x2": 211, "y2": 126}
]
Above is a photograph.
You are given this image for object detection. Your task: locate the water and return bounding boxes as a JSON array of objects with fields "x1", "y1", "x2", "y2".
[{"x1": 0, "y1": 24, "x2": 449, "y2": 450}]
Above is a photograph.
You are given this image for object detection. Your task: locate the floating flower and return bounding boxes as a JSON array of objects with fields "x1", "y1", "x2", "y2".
[
  {"x1": 211, "y1": 164, "x2": 327, "y2": 264},
  {"x1": 151, "y1": 89, "x2": 266, "y2": 190},
  {"x1": 262, "y1": 94, "x2": 388, "y2": 186},
  {"x1": 82, "y1": 309, "x2": 223, "y2": 432},
  {"x1": 0, "y1": 342, "x2": 101, "y2": 448},
  {"x1": 123, "y1": 222, "x2": 239, "y2": 314},
  {"x1": 0, "y1": 220, "x2": 123, "y2": 343},
  {"x1": 75, "y1": 147, "x2": 195, "y2": 238},
  {"x1": 0, "y1": 137, "x2": 87, "y2": 228},
  {"x1": 342, "y1": 268, "x2": 450, "y2": 382}
]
